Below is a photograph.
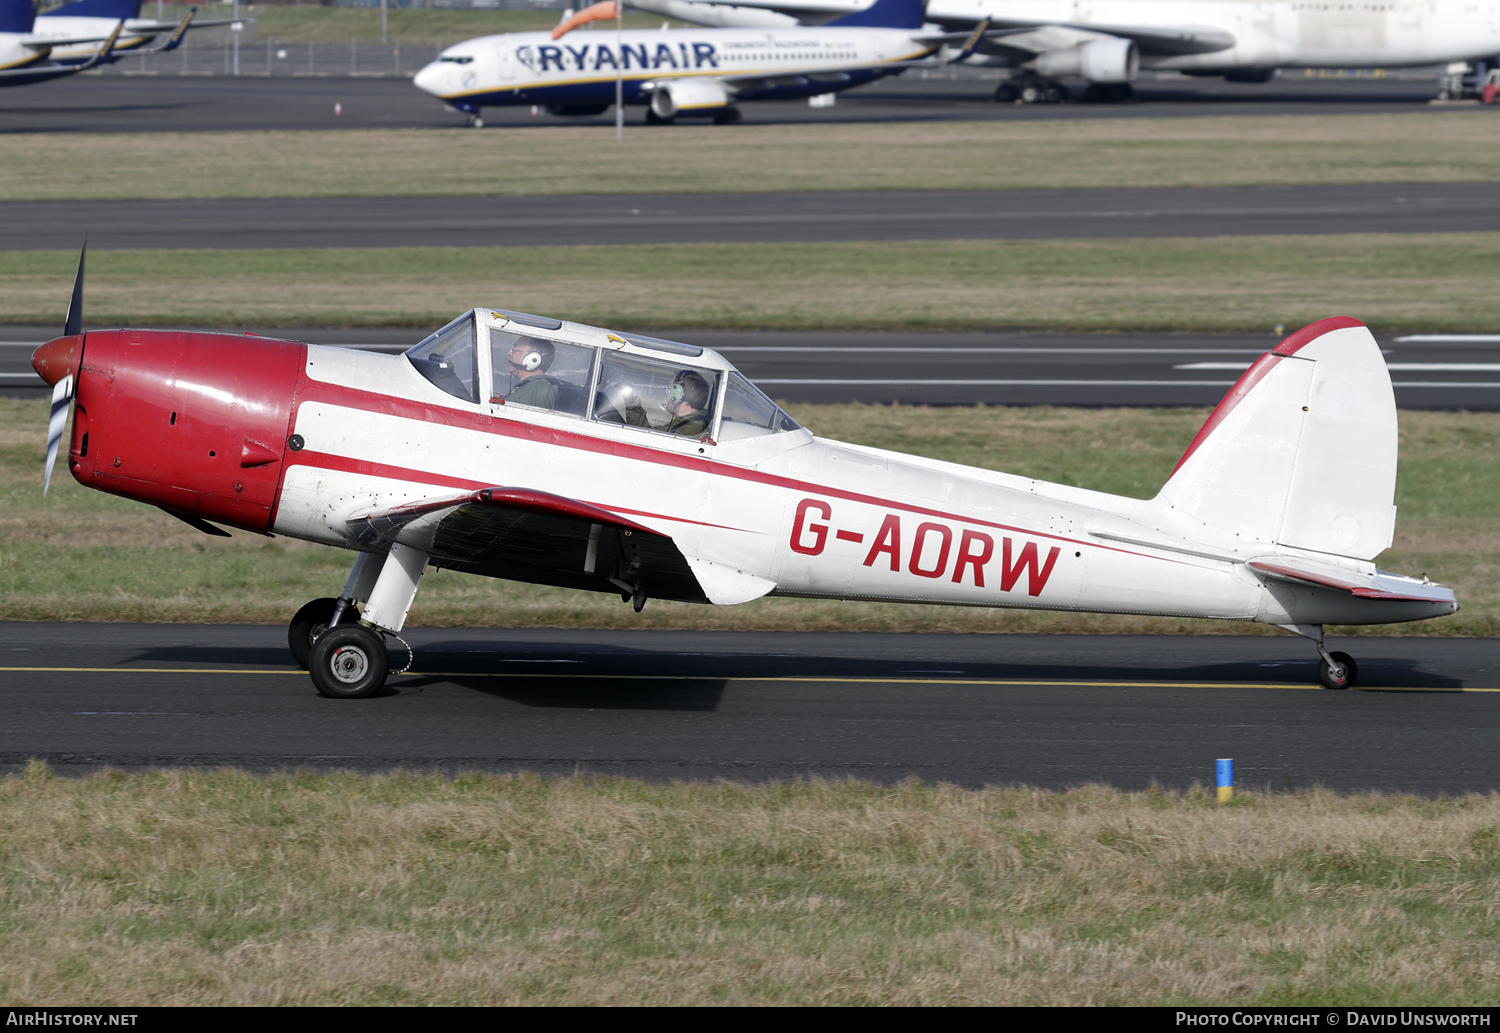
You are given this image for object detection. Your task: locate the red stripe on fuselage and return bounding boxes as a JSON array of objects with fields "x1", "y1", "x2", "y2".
[{"x1": 288, "y1": 379, "x2": 1182, "y2": 563}]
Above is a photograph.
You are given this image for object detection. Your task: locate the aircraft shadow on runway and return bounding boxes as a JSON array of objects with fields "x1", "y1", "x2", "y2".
[{"x1": 124, "y1": 639, "x2": 1470, "y2": 697}]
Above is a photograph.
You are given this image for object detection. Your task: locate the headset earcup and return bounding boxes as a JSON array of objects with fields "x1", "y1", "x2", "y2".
[{"x1": 522, "y1": 352, "x2": 542, "y2": 371}]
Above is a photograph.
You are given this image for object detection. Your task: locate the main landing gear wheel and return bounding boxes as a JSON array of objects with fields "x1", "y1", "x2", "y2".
[
  {"x1": 1318, "y1": 651, "x2": 1358, "y2": 690},
  {"x1": 712, "y1": 106, "x2": 742, "y2": 125},
  {"x1": 466, "y1": 114, "x2": 485, "y2": 128},
  {"x1": 288, "y1": 597, "x2": 338, "y2": 669},
  {"x1": 309, "y1": 624, "x2": 390, "y2": 699},
  {"x1": 645, "y1": 108, "x2": 674, "y2": 125}
]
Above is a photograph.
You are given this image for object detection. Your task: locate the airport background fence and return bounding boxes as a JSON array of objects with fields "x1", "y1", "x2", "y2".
[{"x1": 87, "y1": 32, "x2": 452, "y2": 77}]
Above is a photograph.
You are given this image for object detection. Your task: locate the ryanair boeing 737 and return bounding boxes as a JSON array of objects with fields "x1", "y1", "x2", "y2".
[{"x1": 412, "y1": 0, "x2": 966, "y2": 126}]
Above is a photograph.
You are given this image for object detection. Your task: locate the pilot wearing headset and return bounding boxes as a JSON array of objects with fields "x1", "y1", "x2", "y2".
[
  {"x1": 504, "y1": 337, "x2": 559, "y2": 410},
  {"x1": 665, "y1": 370, "x2": 712, "y2": 437}
]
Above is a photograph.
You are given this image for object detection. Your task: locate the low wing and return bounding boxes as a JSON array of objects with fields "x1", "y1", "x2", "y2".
[
  {"x1": 1248, "y1": 557, "x2": 1456, "y2": 605},
  {"x1": 339, "y1": 486, "x2": 773, "y2": 606},
  {"x1": 969, "y1": 20, "x2": 1235, "y2": 57},
  {"x1": 1, "y1": 19, "x2": 121, "y2": 77}
]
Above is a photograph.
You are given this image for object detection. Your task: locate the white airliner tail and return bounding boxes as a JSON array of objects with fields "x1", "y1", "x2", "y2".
[{"x1": 1156, "y1": 317, "x2": 1397, "y2": 561}]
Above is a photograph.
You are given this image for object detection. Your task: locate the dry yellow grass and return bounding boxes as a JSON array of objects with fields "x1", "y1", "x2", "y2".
[
  {"x1": 1, "y1": 766, "x2": 1498, "y2": 1005},
  {"x1": 3, "y1": 112, "x2": 1500, "y2": 201},
  {"x1": 7, "y1": 233, "x2": 1500, "y2": 331}
]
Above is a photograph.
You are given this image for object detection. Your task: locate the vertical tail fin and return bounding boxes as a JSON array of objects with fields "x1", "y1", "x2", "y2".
[
  {"x1": 1156, "y1": 317, "x2": 1397, "y2": 560},
  {"x1": 0, "y1": 0, "x2": 37, "y2": 35}
]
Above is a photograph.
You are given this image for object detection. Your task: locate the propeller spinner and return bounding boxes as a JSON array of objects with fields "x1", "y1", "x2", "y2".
[{"x1": 32, "y1": 241, "x2": 86, "y2": 495}]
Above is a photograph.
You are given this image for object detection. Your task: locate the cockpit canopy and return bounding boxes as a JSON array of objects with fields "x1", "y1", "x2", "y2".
[{"x1": 404, "y1": 310, "x2": 801, "y2": 442}]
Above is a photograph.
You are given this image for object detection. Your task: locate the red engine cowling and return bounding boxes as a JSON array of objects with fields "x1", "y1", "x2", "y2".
[{"x1": 70, "y1": 330, "x2": 305, "y2": 532}]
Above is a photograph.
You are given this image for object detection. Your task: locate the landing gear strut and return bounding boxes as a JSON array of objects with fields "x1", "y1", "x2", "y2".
[
  {"x1": 1281, "y1": 623, "x2": 1359, "y2": 690},
  {"x1": 294, "y1": 544, "x2": 428, "y2": 698},
  {"x1": 995, "y1": 77, "x2": 1068, "y2": 104}
]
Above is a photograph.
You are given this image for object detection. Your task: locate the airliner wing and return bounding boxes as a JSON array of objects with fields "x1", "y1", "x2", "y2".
[
  {"x1": 2, "y1": 19, "x2": 122, "y2": 75},
  {"x1": 961, "y1": 19, "x2": 1235, "y2": 56},
  {"x1": 20, "y1": 32, "x2": 122, "y2": 48},
  {"x1": 340, "y1": 487, "x2": 716, "y2": 604}
]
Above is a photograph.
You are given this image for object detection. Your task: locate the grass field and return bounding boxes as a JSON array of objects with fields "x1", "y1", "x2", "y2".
[
  {"x1": 2, "y1": 766, "x2": 1498, "y2": 1005},
  {"x1": 1, "y1": 398, "x2": 1493, "y2": 635},
  {"x1": 5, "y1": 113, "x2": 1500, "y2": 202},
  {"x1": 8, "y1": 234, "x2": 1500, "y2": 332}
]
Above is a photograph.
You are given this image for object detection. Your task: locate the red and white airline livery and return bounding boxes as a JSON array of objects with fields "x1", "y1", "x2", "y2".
[{"x1": 30, "y1": 253, "x2": 1456, "y2": 697}]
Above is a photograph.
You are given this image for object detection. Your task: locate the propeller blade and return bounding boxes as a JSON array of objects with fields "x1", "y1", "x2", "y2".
[
  {"x1": 42, "y1": 373, "x2": 72, "y2": 496},
  {"x1": 43, "y1": 239, "x2": 86, "y2": 494},
  {"x1": 63, "y1": 239, "x2": 85, "y2": 338}
]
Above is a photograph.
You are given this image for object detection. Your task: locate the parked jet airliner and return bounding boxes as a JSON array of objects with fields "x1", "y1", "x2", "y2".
[
  {"x1": 0, "y1": 0, "x2": 204, "y2": 86},
  {"x1": 413, "y1": 0, "x2": 964, "y2": 125},
  {"x1": 30, "y1": 0, "x2": 218, "y2": 66},
  {"x1": 633, "y1": 0, "x2": 1500, "y2": 101}
]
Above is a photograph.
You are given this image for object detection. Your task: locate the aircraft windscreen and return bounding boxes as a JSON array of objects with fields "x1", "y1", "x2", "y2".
[
  {"x1": 405, "y1": 313, "x2": 478, "y2": 403},
  {"x1": 490, "y1": 330, "x2": 596, "y2": 417},
  {"x1": 594, "y1": 352, "x2": 719, "y2": 439},
  {"x1": 720, "y1": 373, "x2": 801, "y2": 441}
]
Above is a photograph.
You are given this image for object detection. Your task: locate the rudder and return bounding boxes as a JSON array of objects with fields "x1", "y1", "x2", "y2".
[{"x1": 1156, "y1": 317, "x2": 1397, "y2": 560}]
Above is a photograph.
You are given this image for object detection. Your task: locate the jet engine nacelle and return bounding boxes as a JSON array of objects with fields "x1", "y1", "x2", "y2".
[
  {"x1": 1035, "y1": 37, "x2": 1138, "y2": 83},
  {"x1": 650, "y1": 78, "x2": 732, "y2": 118}
]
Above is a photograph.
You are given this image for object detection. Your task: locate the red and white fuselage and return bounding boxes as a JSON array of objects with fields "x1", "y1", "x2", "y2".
[{"x1": 48, "y1": 309, "x2": 1456, "y2": 636}]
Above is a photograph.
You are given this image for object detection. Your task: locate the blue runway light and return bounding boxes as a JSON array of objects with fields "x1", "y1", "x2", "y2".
[{"x1": 1216, "y1": 758, "x2": 1233, "y2": 802}]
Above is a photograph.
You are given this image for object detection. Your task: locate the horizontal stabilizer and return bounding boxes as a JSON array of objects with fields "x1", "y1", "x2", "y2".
[{"x1": 1249, "y1": 557, "x2": 1456, "y2": 604}]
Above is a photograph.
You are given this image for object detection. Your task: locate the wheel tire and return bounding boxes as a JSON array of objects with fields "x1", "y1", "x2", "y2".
[
  {"x1": 309, "y1": 624, "x2": 389, "y2": 699},
  {"x1": 645, "y1": 108, "x2": 674, "y2": 125},
  {"x1": 288, "y1": 597, "x2": 338, "y2": 670},
  {"x1": 1318, "y1": 651, "x2": 1358, "y2": 690},
  {"x1": 1044, "y1": 82, "x2": 1066, "y2": 103},
  {"x1": 1020, "y1": 84, "x2": 1041, "y2": 103},
  {"x1": 713, "y1": 106, "x2": 742, "y2": 125},
  {"x1": 467, "y1": 115, "x2": 485, "y2": 128},
  {"x1": 995, "y1": 82, "x2": 1018, "y2": 103}
]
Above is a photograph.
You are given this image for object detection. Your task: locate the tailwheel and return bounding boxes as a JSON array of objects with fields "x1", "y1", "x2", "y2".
[
  {"x1": 1318, "y1": 650, "x2": 1358, "y2": 690},
  {"x1": 288, "y1": 597, "x2": 338, "y2": 669},
  {"x1": 309, "y1": 624, "x2": 390, "y2": 699}
]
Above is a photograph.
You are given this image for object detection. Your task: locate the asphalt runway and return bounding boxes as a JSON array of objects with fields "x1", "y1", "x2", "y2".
[
  {"x1": 5, "y1": 326, "x2": 1499, "y2": 408},
  {"x1": 0, "y1": 73, "x2": 1442, "y2": 135},
  {"x1": 8, "y1": 183, "x2": 1498, "y2": 251},
  {"x1": 1, "y1": 623, "x2": 1495, "y2": 793}
]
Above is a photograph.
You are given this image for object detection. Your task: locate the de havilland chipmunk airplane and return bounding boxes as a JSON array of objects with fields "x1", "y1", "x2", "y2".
[
  {"x1": 413, "y1": 0, "x2": 978, "y2": 126},
  {"x1": 30, "y1": 247, "x2": 1457, "y2": 698},
  {"x1": 633, "y1": 0, "x2": 1500, "y2": 103}
]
